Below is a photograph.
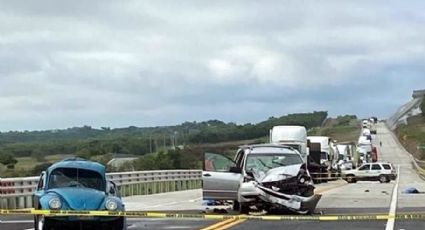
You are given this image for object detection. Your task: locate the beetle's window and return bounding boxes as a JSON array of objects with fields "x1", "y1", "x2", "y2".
[{"x1": 48, "y1": 168, "x2": 104, "y2": 191}]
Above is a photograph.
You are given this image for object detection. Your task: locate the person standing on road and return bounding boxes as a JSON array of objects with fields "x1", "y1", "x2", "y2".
[{"x1": 380, "y1": 141, "x2": 382, "y2": 147}]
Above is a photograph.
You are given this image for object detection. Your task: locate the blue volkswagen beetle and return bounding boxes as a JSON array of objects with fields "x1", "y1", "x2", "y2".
[{"x1": 33, "y1": 158, "x2": 126, "y2": 230}]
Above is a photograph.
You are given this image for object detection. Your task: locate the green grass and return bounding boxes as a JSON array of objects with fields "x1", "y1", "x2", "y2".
[
  {"x1": 0, "y1": 154, "x2": 75, "y2": 177},
  {"x1": 310, "y1": 118, "x2": 360, "y2": 142},
  {"x1": 396, "y1": 115, "x2": 425, "y2": 159},
  {"x1": 14, "y1": 154, "x2": 74, "y2": 170}
]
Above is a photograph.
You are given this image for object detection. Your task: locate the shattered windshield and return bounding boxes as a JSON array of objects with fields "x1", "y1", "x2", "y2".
[
  {"x1": 48, "y1": 168, "x2": 105, "y2": 191},
  {"x1": 245, "y1": 153, "x2": 303, "y2": 174}
]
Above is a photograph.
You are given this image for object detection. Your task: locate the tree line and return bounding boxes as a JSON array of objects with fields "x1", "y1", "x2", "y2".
[{"x1": 0, "y1": 111, "x2": 328, "y2": 172}]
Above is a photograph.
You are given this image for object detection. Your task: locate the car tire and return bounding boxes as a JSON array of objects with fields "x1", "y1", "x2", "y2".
[
  {"x1": 379, "y1": 175, "x2": 388, "y2": 183},
  {"x1": 239, "y1": 203, "x2": 250, "y2": 214},
  {"x1": 35, "y1": 215, "x2": 51, "y2": 230},
  {"x1": 346, "y1": 175, "x2": 356, "y2": 183},
  {"x1": 232, "y1": 200, "x2": 240, "y2": 211},
  {"x1": 104, "y1": 217, "x2": 126, "y2": 230}
]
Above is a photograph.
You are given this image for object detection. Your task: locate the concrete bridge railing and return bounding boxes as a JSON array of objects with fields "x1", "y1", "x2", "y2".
[{"x1": 0, "y1": 169, "x2": 202, "y2": 209}]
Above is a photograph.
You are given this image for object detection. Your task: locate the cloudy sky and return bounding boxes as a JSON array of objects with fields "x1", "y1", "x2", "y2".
[{"x1": 0, "y1": 0, "x2": 424, "y2": 131}]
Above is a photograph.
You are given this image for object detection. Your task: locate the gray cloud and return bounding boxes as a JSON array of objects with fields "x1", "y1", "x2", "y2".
[{"x1": 0, "y1": 0, "x2": 424, "y2": 131}]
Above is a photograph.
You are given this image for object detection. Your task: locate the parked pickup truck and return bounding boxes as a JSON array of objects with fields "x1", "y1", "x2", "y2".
[{"x1": 341, "y1": 162, "x2": 397, "y2": 183}]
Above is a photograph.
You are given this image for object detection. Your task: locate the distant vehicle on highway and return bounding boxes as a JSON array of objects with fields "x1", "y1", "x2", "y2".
[
  {"x1": 202, "y1": 144, "x2": 321, "y2": 214},
  {"x1": 358, "y1": 135, "x2": 372, "y2": 163},
  {"x1": 369, "y1": 121, "x2": 377, "y2": 134},
  {"x1": 33, "y1": 158, "x2": 126, "y2": 230},
  {"x1": 269, "y1": 126, "x2": 308, "y2": 162},
  {"x1": 362, "y1": 119, "x2": 369, "y2": 129},
  {"x1": 342, "y1": 162, "x2": 396, "y2": 183},
  {"x1": 307, "y1": 136, "x2": 340, "y2": 182},
  {"x1": 371, "y1": 147, "x2": 378, "y2": 162}
]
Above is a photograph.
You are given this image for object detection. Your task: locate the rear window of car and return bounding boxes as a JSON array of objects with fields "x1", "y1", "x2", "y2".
[
  {"x1": 382, "y1": 164, "x2": 391, "y2": 170},
  {"x1": 371, "y1": 164, "x2": 382, "y2": 170}
]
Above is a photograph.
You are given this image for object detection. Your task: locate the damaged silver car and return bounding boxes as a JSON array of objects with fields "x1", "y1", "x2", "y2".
[{"x1": 202, "y1": 144, "x2": 321, "y2": 214}]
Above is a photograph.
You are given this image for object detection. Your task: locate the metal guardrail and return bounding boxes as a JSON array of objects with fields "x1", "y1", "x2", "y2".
[
  {"x1": 412, "y1": 158, "x2": 425, "y2": 180},
  {"x1": 0, "y1": 170, "x2": 202, "y2": 209}
]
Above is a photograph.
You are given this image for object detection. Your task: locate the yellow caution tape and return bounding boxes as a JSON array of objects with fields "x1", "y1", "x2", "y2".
[{"x1": 2, "y1": 209, "x2": 425, "y2": 221}]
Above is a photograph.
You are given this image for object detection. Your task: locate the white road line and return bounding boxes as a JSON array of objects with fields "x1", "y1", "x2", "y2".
[
  {"x1": 141, "y1": 197, "x2": 202, "y2": 208},
  {"x1": 386, "y1": 165, "x2": 400, "y2": 230},
  {"x1": 1, "y1": 220, "x2": 33, "y2": 224}
]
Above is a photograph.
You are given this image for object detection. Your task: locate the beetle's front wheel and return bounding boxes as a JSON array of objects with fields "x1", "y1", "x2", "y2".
[{"x1": 104, "y1": 217, "x2": 126, "y2": 230}]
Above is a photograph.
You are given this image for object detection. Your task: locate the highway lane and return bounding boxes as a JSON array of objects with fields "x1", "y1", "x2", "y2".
[
  {"x1": 0, "y1": 182, "x2": 371, "y2": 230},
  {"x1": 3, "y1": 122, "x2": 425, "y2": 229},
  {"x1": 377, "y1": 123, "x2": 425, "y2": 209},
  {"x1": 0, "y1": 218, "x2": 218, "y2": 230},
  {"x1": 0, "y1": 182, "x2": 354, "y2": 230},
  {"x1": 230, "y1": 220, "x2": 388, "y2": 230},
  {"x1": 230, "y1": 122, "x2": 425, "y2": 230}
]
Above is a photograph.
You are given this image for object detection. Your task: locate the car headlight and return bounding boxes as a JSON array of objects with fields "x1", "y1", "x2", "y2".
[
  {"x1": 48, "y1": 197, "x2": 62, "y2": 210},
  {"x1": 105, "y1": 199, "x2": 118, "y2": 210}
]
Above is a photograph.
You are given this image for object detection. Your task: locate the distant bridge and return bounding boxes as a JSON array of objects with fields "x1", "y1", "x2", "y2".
[{"x1": 387, "y1": 89, "x2": 424, "y2": 130}]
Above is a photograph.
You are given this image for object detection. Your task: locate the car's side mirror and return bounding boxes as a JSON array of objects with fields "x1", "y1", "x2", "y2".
[
  {"x1": 107, "y1": 181, "x2": 119, "y2": 196},
  {"x1": 229, "y1": 166, "x2": 242, "y2": 174}
]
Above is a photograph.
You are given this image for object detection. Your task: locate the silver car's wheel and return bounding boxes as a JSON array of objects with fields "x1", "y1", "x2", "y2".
[
  {"x1": 35, "y1": 215, "x2": 51, "y2": 230},
  {"x1": 239, "y1": 203, "x2": 250, "y2": 214},
  {"x1": 36, "y1": 215, "x2": 44, "y2": 230}
]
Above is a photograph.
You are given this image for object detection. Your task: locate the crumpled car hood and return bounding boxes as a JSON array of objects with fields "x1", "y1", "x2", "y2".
[{"x1": 255, "y1": 164, "x2": 303, "y2": 183}]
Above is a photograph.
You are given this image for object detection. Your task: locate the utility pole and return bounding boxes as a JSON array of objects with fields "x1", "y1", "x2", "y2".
[
  {"x1": 171, "y1": 134, "x2": 175, "y2": 149},
  {"x1": 163, "y1": 135, "x2": 166, "y2": 149},
  {"x1": 149, "y1": 134, "x2": 152, "y2": 153}
]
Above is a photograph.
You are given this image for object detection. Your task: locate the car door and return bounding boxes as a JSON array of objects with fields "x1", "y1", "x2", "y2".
[
  {"x1": 33, "y1": 171, "x2": 46, "y2": 208},
  {"x1": 370, "y1": 164, "x2": 382, "y2": 179},
  {"x1": 203, "y1": 152, "x2": 243, "y2": 200},
  {"x1": 356, "y1": 164, "x2": 370, "y2": 180}
]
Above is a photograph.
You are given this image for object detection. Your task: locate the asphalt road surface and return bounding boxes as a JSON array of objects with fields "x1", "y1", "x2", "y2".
[{"x1": 2, "y1": 122, "x2": 425, "y2": 230}]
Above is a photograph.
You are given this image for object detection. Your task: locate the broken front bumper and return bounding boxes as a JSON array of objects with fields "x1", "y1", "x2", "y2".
[{"x1": 239, "y1": 181, "x2": 321, "y2": 214}]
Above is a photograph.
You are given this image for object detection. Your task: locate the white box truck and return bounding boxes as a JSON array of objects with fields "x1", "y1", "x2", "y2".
[
  {"x1": 358, "y1": 136, "x2": 372, "y2": 163},
  {"x1": 307, "y1": 136, "x2": 339, "y2": 182},
  {"x1": 270, "y1": 126, "x2": 308, "y2": 162},
  {"x1": 369, "y1": 122, "x2": 377, "y2": 134},
  {"x1": 307, "y1": 136, "x2": 333, "y2": 166}
]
